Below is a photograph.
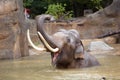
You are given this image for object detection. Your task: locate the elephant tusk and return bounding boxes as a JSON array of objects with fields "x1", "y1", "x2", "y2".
[
  {"x1": 37, "y1": 31, "x2": 59, "y2": 53},
  {"x1": 27, "y1": 29, "x2": 46, "y2": 51}
]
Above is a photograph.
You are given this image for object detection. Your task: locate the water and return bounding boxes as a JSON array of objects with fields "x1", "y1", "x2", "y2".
[{"x1": 0, "y1": 44, "x2": 120, "y2": 80}]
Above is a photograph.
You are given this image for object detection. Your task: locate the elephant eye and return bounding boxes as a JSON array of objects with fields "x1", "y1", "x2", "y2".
[{"x1": 67, "y1": 37, "x2": 70, "y2": 43}]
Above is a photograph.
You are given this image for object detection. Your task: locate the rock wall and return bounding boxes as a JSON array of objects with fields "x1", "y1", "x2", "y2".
[
  {"x1": 43, "y1": 22, "x2": 118, "y2": 42},
  {"x1": 0, "y1": 0, "x2": 29, "y2": 59}
]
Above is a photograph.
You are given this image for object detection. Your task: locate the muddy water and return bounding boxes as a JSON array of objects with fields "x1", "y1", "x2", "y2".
[{"x1": 0, "y1": 44, "x2": 120, "y2": 80}]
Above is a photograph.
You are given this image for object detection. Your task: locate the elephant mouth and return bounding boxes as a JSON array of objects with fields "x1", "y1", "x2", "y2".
[{"x1": 53, "y1": 52, "x2": 59, "y2": 63}]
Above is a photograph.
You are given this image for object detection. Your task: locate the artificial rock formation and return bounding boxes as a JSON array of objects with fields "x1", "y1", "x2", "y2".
[
  {"x1": 0, "y1": 0, "x2": 29, "y2": 59},
  {"x1": 79, "y1": 0, "x2": 120, "y2": 39}
]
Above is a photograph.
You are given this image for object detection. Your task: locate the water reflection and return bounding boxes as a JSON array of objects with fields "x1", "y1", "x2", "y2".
[{"x1": 0, "y1": 44, "x2": 120, "y2": 80}]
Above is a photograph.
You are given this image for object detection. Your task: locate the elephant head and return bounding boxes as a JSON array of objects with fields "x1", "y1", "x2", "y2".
[{"x1": 27, "y1": 14, "x2": 100, "y2": 69}]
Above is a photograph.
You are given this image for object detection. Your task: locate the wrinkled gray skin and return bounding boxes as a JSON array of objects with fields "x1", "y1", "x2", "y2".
[{"x1": 36, "y1": 14, "x2": 100, "y2": 69}]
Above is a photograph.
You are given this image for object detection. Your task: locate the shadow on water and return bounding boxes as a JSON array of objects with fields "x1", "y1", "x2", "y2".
[{"x1": 0, "y1": 44, "x2": 120, "y2": 80}]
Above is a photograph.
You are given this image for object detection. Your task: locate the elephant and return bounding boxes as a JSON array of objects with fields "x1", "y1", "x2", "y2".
[{"x1": 27, "y1": 14, "x2": 100, "y2": 69}]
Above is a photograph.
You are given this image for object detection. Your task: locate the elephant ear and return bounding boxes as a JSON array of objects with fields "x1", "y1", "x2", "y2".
[{"x1": 74, "y1": 41, "x2": 84, "y2": 59}]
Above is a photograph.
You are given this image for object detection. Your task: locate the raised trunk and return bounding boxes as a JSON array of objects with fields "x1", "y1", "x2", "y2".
[{"x1": 36, "y1": 15, "x2": 57, "y2": 48}]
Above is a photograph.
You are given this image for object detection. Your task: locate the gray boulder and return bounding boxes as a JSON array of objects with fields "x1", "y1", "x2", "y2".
[{"x1": 88, "y1": 41, "x2": 114, "y2": 51}]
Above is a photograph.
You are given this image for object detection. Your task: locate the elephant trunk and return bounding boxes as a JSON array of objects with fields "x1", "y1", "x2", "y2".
[{"x1": 36, "y1": 14, "x2": 59, "y2": 52}]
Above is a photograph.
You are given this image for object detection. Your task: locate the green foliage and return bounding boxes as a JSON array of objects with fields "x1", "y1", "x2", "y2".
[
  {"x1": 91, "y1": 0, "x2": 103, "y2": 9},
  {"x1": 23, "y1": 0, "x2": 50, "y2": 18},
  {"x1": 23, "y1": 0, "x2": 112, "y2": 18},
  {"x1": 23, "y1": 0, "x2": 33, "y2": 8},
  {"x1": 45, "y1": 3, "x2": 73, "y2": 20},
  {"x1": 46, "y1": 3, "x2": 65, "y2": 19}
]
